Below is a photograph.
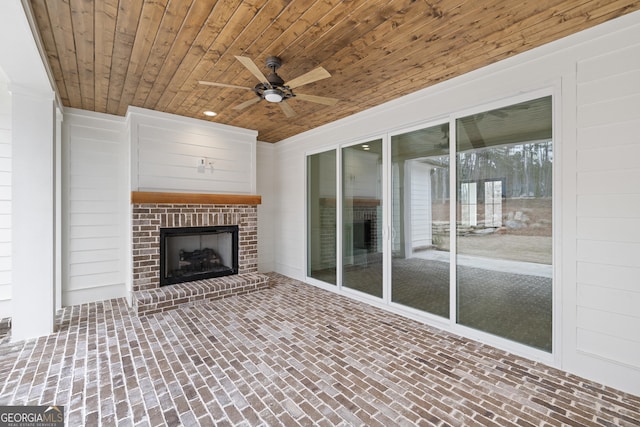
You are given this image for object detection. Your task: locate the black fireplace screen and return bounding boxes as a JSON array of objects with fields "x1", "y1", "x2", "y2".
[{"x1": 160, "y1": 225, "x2": 239, "y2": 286}]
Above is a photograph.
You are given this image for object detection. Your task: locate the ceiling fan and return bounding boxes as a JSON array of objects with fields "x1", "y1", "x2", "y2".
[{"x1": 199, "y1": 55, "x2": 339, "y2": 118}]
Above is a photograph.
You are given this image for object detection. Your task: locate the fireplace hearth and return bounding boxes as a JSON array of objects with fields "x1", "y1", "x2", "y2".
[{"x1": 160, "y1": 225, "x2": 239, "y2": 286}]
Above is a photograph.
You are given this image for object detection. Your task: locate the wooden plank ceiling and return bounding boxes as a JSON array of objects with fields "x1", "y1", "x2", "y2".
[{"x1": 28, "y1": 0, "x2": 640, "y2": 143}]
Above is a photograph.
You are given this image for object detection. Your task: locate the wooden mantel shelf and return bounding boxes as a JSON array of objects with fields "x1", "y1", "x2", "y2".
[{"x1": 131, "y1": 191, "x2": 261, "y2": 205}]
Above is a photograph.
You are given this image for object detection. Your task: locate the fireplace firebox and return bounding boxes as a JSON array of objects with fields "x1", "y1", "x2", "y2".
[{"x1": 160, "y1": 225, "x2": 239, "y2": 286}]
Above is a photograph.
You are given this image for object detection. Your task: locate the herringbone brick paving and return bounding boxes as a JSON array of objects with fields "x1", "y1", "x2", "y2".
[{"x1": 0, "y1": 273, "x2": 638, "y2": 426}]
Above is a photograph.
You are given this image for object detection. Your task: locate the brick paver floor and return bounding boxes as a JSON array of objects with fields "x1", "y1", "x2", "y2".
[{"x1": 0, "y1": 273, "x2": 639, "y2": 426}]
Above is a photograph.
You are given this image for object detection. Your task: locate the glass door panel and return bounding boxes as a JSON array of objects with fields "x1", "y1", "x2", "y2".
[
  {"x1": 391, "y1": 125, "x2": 450, "y2": 317},
  {"x1": 342, "y1": 139, "x2": 383, "y2": 297},
  {"x1": 307, "y1": 150, "x2": 337, "y2": 284},
  {"x1": 455, "y1": 96, "x2": 553, "y2": 351}
]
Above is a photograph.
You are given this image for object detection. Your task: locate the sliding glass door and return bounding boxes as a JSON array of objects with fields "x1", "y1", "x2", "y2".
[
  {"x1": 306, "y1": 94, "x2": 553, "y2": 353},
  {"x1": 390, "y1": 124, "x2": 450, "y2": 317},
  {"x1": 455, "y1": 96, "x2": 553, "y2": 351},
  {"x1": 342, "y1": 139, "x2": 383, "y2": 298},
  {"x1": 307, "y1": 150, "x2": 337, "y2": 284}
]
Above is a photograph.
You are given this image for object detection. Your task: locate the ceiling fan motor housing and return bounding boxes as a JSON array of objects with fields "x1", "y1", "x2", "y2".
[
  {"x1": 267, "y1": 73, "x2": 285, "y2": 87},
  {"x1": 265, "y1": 56, "x2": 285, "y2": 87}
]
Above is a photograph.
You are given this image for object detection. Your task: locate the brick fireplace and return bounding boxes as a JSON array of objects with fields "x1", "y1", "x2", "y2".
[{"x1": 131, "y1": 192, "x2": 269, "y2": 315}]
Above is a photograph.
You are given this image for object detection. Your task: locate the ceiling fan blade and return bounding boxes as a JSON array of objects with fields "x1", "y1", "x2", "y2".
[
  {"x1": 294, "y1": 93, "x2": 339, "y2": 106},
  {"x1": 286, "y1": 67, "x2": 331, "y2": 89},
  {"x1": 198, "y1": 80, "x2": 253, "y2": 90},
  {"x1": 233, "y1": 97, "x2": 261, "y2": 110},
  {"x1": 279, "y1": 101, "x2": 296, "y2": 118},
  {"x1": 235, "y1": 55, "x2": 269, "y2": 84}
]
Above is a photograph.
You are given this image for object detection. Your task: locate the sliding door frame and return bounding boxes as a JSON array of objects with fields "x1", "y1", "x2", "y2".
[
  {"x1": 449, "y1": 87, "x2": 559, "y2": 364},
  {"x1": 387, "y1": 118, "x2": 452, "y2": 325},
  {"x1": 304, "y1": 85, "x2": 561, "y2": 366}
]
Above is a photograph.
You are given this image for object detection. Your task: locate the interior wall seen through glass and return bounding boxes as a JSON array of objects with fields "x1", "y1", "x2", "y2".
[
  {"x1": 391, "y1": 124, "x2": 450, "y2": 317},
  {"x1": 455, "y1": 96, "x2": 553, "y2": 352}
]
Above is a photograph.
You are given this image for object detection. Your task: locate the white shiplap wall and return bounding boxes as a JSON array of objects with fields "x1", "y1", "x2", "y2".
[
  {"x1": 0, "y1": 79, "x2": 10, "y2": 318},
  {"x1": 267, "y1": 11, "x2": 640, "y2": 395},
  {"x1": 62, "y1": 107, "x2": 258, "y2": 307},
  {"x1": 575, "y1": 42, "x2": 640, "y2": 370},
  {"x1": 409, "y1": 161, "x2": 432, "y2": 250},
  {"x1": 128, "y1": 107, "x2": 257, "y2": 194},
  {"x1": 256, "y1": 141, "x2": 276, "y2": 273},
  {"x1": 273, "y1": 142, "x2": 306, "y2": 279},
  {"x1": 63, "y1": 109, "x2": 128, "y2": 306}
]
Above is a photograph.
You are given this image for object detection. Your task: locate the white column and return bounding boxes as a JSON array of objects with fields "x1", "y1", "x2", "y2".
[
  {"x1": 11, "y1": 85, "x2": 56, "y2": 341},
  {"x1": 55, "y1": 108, "x2": 63, "y2": 311}
]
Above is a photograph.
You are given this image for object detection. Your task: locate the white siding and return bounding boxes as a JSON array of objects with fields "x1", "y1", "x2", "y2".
[
  {"x1": 63, "y1": 110, "x2": 128, "y2": 305},
  {"x1": 409, "y1": 161, "x2": 432, "y2": 250},
  {"x1": 0, "y1": 78, "x2": 10, "y2": 318},
  {"x1": 575, "y1": 40, "x2": 640, "y2": 371},
  {"x1": 270, "y1": 11, "x2": 640, "y2": 395},
  {"x1": 273, "y1": 143, "x2": 306, "y2": 278},
  {"x1": 256, "y1": 141, "x2": 275, "y2": 272},
  {"x1": 128, "y1": 107, "x2": 257, "y2": 194}
]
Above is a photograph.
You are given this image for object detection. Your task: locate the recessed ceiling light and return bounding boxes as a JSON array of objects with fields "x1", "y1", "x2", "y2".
[
  {"x1": 203, "y1": 111, "x2": 217, "y2": 117},
  {"x1": 362, "y1": 144, "x2": 369, "y2": 148}
]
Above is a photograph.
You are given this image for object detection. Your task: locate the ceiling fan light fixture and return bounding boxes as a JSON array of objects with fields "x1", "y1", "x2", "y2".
[
  {"x1": 199, "y1": 55, "x2": 336, "y2": 117},
  {"x1": 264, "y1": 88, "x2": 283, "y2": 103}
]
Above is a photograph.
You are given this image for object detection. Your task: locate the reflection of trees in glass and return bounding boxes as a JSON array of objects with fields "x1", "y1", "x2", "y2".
[{"x1": 457, "y1": 141, "x2": 552, "y2": 198}]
